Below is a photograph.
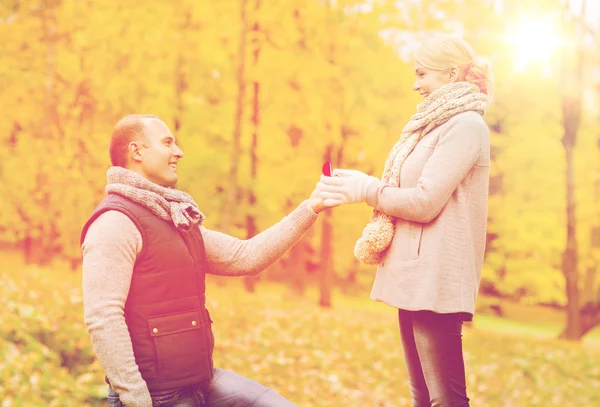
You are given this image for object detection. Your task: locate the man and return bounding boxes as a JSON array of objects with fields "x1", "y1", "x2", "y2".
[{"x1": 81, "y1": 114, "x2": 325, "y2": 407}]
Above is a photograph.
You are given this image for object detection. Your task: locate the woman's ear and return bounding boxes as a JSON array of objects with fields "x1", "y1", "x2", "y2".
[{"x1": 449, "y1": 66, "x2": 460, "y2": 83}]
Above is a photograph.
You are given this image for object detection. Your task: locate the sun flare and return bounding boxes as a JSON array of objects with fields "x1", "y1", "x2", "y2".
[{"x1": 507, "y1": 14, "x2": 565, "y2": 76}]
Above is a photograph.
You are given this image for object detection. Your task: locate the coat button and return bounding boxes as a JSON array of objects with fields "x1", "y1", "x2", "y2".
[
  {"x1": 153, "y1": 328, "x2": 158, "y2": 334},
  {"x1": 192, "y1": 320, "x2": 197, "y2": 326}
]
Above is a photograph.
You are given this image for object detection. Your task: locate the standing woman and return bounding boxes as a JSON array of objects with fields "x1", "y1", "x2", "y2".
[{"x1": 317, "y1": 35, "x2": 492, "y2": 407}]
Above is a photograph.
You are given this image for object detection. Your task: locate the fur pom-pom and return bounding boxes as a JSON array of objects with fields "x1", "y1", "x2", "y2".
[{"x1": 354, "y1": 217, "x2": 395, "y2": 265}]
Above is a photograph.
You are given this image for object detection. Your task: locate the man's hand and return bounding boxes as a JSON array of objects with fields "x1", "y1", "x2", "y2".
[
  {"x1": 317, "y1": 169, "x2": 380, "y2": 207},
  {"x1": 308, "y1": 185, "x2": 328, "y2": 214}
]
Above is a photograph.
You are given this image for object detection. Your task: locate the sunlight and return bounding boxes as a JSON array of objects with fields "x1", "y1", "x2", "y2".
[{"x1": 506, "y1": 14, "x2": 565, "y2": 76}]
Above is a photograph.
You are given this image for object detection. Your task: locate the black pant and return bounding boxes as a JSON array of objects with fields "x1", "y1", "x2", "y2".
[{"x1": 398, "y1": 310, "x2": 470, "y2": 407}]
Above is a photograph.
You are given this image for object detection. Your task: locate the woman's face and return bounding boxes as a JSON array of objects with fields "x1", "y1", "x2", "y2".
[{"x1": 412, "y1": 61, "x2": 453, "y2": 98}]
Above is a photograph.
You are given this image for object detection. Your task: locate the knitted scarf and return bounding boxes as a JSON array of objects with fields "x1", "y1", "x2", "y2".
[
  {"x1": 105, "y1": 166, "x2": 205, "y2": 232},
  {"x1": 354, "y1": 82, "x2": 488, "y2": 265}
]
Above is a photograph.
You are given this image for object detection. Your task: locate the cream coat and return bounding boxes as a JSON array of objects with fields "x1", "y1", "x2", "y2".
[{"x1": 365, "y1": 111, "x2": 490, "y2": 318}]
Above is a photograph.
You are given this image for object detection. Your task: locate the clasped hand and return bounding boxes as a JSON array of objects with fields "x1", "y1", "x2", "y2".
[{"x1": 311, "y1": 169, "x2": 380, "y2": 209}]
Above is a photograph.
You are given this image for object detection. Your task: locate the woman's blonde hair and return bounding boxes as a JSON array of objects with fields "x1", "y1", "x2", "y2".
[{"x1": 414, "y1": 35, "x2": 494, "y2": 100}]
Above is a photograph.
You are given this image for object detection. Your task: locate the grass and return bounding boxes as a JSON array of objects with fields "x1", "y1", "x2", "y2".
[
  {"x1": 205, "y1": 278, "x2": 600, "y2": 407},
  {"x1": 472, "y1": 297, "x2": 600, "y2": 346},
  {"x1": 211, "y1": 277, "x2": 600, "y2": 345},
  {"x1": 1, "y1": 255, "x2": 599, "y2": 406}
]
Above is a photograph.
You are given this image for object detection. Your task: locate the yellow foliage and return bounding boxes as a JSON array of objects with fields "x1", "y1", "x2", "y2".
[{"x1": 0, "y1": 0, "x2": 598, "y2": 305}]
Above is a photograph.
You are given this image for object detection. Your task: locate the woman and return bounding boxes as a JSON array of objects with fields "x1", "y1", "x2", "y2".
[{"x1": 317, "y1": 35, "x2": 492, "y2": 407}]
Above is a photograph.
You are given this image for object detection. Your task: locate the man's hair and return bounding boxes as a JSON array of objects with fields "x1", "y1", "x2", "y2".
[{"x1": 109, "y1": 114, "x2": 159, "y2": 167}]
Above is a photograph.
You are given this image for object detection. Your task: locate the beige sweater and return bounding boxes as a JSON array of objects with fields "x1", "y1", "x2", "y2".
[
  {"x1": 365, "y1": 111, "x2": 490, "y2": 318},
  {"x1": 81, "y1": 201, "x2": 318, "y2": 407}
]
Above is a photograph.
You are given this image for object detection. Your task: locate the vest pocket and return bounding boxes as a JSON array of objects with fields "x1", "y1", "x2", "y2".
[{"x1": 147, "y1": 310, "x2": 211, "y2": 381}]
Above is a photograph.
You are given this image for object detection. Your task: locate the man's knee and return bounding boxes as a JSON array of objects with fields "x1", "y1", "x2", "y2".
[
  {"x1": 204, "y1": 369, "x2": 296, "y2": 407},
  {"x1": 252, "y1": 389, "x2": 296, "y2": 407}
]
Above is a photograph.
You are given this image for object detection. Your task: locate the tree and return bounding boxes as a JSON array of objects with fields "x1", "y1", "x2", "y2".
[
  {"x1": 243, "y1": 0, "x2": 262, "y2": 293},
  {"x1": 559, "y1": 0, "x2": 586, "y2": 340},
  {"x1": 222, "y1": 0, "x2": 249, "y2": 235}
]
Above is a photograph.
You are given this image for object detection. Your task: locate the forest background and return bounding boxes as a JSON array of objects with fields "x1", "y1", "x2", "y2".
[{"x1": 1, "y1": 0, "x2": 599, "y2": 406}]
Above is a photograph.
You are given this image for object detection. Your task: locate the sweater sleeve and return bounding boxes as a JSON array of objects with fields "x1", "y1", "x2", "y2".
[
  {"x1": 81, "y1": 210, "x2": 152, "y2": 407},
  {"x1": 365, "y1": 115, "x2": 488, "y2": 223},
  {"x1": 202, "y1": 200, "x2": 318, "y2": 276}
]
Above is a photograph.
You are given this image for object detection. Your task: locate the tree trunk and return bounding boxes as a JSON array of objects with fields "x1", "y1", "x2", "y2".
[
  {"x1": 174, "y1": 53, "x2": 186, "y2": 133},
  {"x1": 559, "y1": 0, "x2": 585, "y2": 341},
  {"x1": 43, "y1": 7, "x2": 57, "y2": 140},
  {"x1": 341, "y1": 257, "x2": 359, "y2": 295},
  {"x1": 243, "y1": 0, "x2": 261, "y2": 293},
  {"x1": 222, "y1": 0, "x2": 248, "y2": 234},
  {"x1": 580, "y1": 302, "x2": 600, "y2": 337},
  {"x1": 319, "y1": 211, "x2": 334, "y2": 307},
  {"x1": 583, "y1": 221, "x2": 599, "y2": 307},
  {"x1": 23, "y1": 236, "x2": 45, "y2": 265},
  {"x1": 317, "y1": 0, "x2": 347, "y2": 308},
  {"x1": 561, "y1": 140, "x2": 581, "y2": 340},
  {"x1": 287, "y1": 237, "x2": 306, "y2": 298},
  {"x1": 173, "y1": 8, "x2": 190, "y2": 135},
  {"x1": 24, "y1": 5, "x2": 58, "y2": 265},
  {"x1": 319, "y1": 145, "x2": 334, "y2": 308},
  {"x1": 579, "y1": 134, "x2": 600, "y2": 336},
  {"x1": 174, "y1": 53, "x2": 187, "y2": 134}
]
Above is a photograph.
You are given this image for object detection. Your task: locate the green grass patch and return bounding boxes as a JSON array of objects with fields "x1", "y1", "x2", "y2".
[{"x1": 1, "y1": 262, "x2": 599, "y2": 406}]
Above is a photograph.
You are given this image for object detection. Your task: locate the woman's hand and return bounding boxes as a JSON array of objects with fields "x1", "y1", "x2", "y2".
[{"x1": 317, "y1": 169, "x2": 380, "y2": 207}]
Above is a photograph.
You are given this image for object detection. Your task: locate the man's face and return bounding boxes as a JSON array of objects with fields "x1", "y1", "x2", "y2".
[
  {"x1": 412, "y1": 61, "x2": 452, "y2": 98},
  {"x1": 137, "y1": 119, "x2": 183, "y2": 188}
]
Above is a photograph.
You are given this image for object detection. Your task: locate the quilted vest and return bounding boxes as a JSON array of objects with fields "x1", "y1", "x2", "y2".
[{"x1": 81, "y1": 194, "x2": 214, "y2": 391}]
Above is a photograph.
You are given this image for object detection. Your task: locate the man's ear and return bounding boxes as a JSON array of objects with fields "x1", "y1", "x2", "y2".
[
  {"x1": 449, "y1": 66, "x2": 460, "y2": 83},
  {"x1": 128, "y1": 141, "x2": 145, "y2": 163}
]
